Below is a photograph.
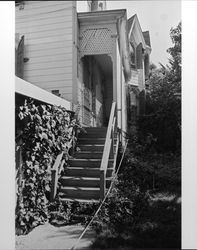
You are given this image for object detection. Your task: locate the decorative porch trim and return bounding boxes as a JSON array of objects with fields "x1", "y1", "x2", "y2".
[{"x1": 79, "y1": 27, "x2": 115, "y2": 58}]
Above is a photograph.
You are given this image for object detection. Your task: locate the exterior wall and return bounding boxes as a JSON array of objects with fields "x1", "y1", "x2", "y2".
[{"x1": 15, "y1": 1, "x2": 75, "y2": 102}]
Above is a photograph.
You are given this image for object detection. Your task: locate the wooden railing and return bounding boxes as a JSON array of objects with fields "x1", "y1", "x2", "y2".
[
  {"x1": 50, "y1": 152, "x2": 65, "y2": 201},
  {"x1": 100, "y1": 102, "x2": 119, "y2": 200},
  {"x1": 50, "y1": 126, "x2": 78, "y2": 201}
]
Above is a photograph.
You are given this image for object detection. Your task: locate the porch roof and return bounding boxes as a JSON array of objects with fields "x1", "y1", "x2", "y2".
[
  {"x1": 15, "y1": 77, "x2": 71, "y2": 110},
  {"x1": 78, "y1": 9, "x2": 126, "y2": 24}
]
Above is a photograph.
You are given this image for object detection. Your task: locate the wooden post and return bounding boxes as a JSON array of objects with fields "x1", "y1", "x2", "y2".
[
  {"x1": 50, "y1": 152, "x2": 64, "y2": 201},
  {"x1": 100, "y1": 170, "x2": 105, "y2": 200}
]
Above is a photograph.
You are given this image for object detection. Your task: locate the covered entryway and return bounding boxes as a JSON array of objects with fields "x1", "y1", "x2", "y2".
[{"x1": 80, "y1": 54, "x2": 113, "y2": 127}]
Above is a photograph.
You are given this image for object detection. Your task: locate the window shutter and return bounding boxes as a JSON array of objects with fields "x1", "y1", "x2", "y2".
[
  {"x1": 136, "y1": 43, "x2": 143, "y2": 69},
  {"x1": 16, "y1": 35, "x2": 24, "y2": 78}
]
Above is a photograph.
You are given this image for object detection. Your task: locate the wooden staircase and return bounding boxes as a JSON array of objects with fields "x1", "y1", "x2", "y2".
[
  {"x1": 59, "y1": 127, "x2": 115, "y2": 202},
  {"x1": 50, "y1": 102, "x2": 119, "y2": 203}
]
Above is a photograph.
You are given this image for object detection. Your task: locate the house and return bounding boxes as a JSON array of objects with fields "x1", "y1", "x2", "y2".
[
  {"x1": 15, "y1": 0, "x2": 151, "y2": 201},
  {"x1": 15, "y1": 0, "x2": 151, "y2": 133}
]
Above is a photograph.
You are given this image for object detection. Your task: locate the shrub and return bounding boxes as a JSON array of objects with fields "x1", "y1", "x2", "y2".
[{"x1": 15, "y1": 98, "x2": 81, "y2": 235}]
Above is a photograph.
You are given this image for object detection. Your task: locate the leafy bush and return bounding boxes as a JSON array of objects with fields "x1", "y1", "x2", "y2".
[
  {"x1": 91, "y1": 138, "x2": 181, "y2": 249},
  {"x1": 15, "y1": 99, "x2": 81, "y2": 235}
]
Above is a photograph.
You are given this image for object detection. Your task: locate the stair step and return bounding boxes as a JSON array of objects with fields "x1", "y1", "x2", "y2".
[
  {"x1": 77, "y1": 144, "x2": 104, "y2": 151},
  {"x1": 78, "y1": 138, "x2": 117, "y2": 145},
  {"x1": 60, "y1": 176, "x2": 111, "y2": 188},
  {"x1": 79, "y1": 132, "x2": 107, "y2": 138},
  {"x1": 78, "y1": 138, "x2": 106, "y2": 145},
  {"x1": 74, "y1": 151, "x2": 109, "y2": 159},
  {"x1": 59, "y1": 186, "x2": 100, "y2": 199},
  {"x1": 77, "y1": 145, "x2": 116, "y2": 152},
  {"x1": 83, "y1": 127, "x2": 107, "y2": 132},
  {"x1": 68, "y1": 159, "x2": 113, "y2": 168},
  {"x1": 65, "y1": 167, "x2": 114, "y2": 177},
  {"x1": 60, "y1": 198, "x2": 100, "y2": 203}
]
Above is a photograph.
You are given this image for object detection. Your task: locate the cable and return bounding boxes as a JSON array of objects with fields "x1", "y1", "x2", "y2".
[{"x1": 70, "y1": 138, "x2": 129, "y2": 250}]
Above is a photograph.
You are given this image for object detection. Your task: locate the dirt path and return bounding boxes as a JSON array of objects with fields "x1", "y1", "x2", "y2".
[{"x1": 16, "y1": 223, "x2": 95, "y2": 250}]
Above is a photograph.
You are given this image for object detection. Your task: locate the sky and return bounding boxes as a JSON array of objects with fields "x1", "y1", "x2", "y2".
[{"x1": 77, "y1": 0, "x2": 181, "y2": 67}]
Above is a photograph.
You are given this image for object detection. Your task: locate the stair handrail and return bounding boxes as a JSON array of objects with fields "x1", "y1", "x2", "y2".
[
  {"x1": 100, "y1": 102, "x2": 117, "y2": 200},
  {"x1": 50, "y1": 151, "x2": 65, "y2": 201}
]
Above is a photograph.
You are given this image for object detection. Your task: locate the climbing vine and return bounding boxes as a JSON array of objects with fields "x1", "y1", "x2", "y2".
[{"x1": 15, "y1": 98, "x2": 81, "y2": 235}]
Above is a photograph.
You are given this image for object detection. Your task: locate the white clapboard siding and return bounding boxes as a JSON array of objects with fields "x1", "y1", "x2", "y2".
[
  {"x1": 24, "y1": 61, "x2": 72, "y2": 71},
  {"x1": 16, "y1": 1, "x2": 74, "y2": 102},
  {"x1": 21, "y1": 28, "x2": 72, "y2": 40},
  {"x1": 29, "y1": 80, "x2": 72, "y2": 89},
  {"x1": 17, "y1": 1, "x2": 72, "y2": 10},
  {"x1": 24, "y1": 67, "x2": 72, "y2": 77},
  {"x1": 34, "y1": 82, "x2": 73, "y2": 89},
  {"x1": 25, "y1": 74, "x2": 72, "y2": 83},
  {"x1": 25, "y1": 41, "x2": 72, "y2": 52},
  {"x1": 16, "y1": 22, "x2": 72, "y2": 35},
  {"x1": 45, "y1": 86, "x2": 72, "y2": 92},
  {"x1": 23, "y1": 35, "x2": 72, "y2": 45},
  {"x1": 24, "y1": 47, "x2": 72, "y2": 58},
  {"x1": 24, "y1": 54, "x2": 72, "y2": 65},
  {"x1": 16, "y1": 16, "x2": 73, "y2": 29},
  {"x1": 16, "y1": 2, "x2": 72, "y2": 19}
]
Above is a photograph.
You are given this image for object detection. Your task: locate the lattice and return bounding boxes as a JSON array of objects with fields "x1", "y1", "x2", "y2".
[{"x1": 80, "y1": 28, "x2": 113, "y2": 56}]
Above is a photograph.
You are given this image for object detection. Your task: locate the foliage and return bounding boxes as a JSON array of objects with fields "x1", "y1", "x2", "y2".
[
  {"x1": 91, "y1": 23, "x2": 181, "y2": 249},
  {"x1": 15, "y1": 98, "x2": 81, "y2": 235},
  {"x1": 91, "y1": 136, "x2": 181, "y2": 249},
  {"x1": 139, "y1": 22, "x2": 181, "y2": 153},
  {"x1": 167, "y1": 21, "x2": 181, "y2": 83}
]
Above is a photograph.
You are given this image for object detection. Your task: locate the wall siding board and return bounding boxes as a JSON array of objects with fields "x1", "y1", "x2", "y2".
[
  {"x1": 16, "y1": 2, "x2": 72, "y2": 18},
  {"x1": 24, "y1": 47, "x2": 72, "y2": 58},
  {"x1": 31, "y1": 80, "x2": 73, "y2": 89},
  {"x1": 16, "y1": 16, "x2": 73, "y2": 29},
  {"x1": 24, "y1": 32, "x2": 72, "y2": 42},
  {"x1": 25, "y1": 74, "x2": 72, "y2": 83},
  {"x1": 24, "y1": 62, "x2": 72, "y2": 71},
  {"x1": 24, "y1": 35, "x2": 72, "y2": 45},
  {"x1": 24, "y1": 54, "x2": 72, "y2": 64},
  {"x1": 24, "y1": 67, "x2": 72, "y2": 77},
  {"x1": 16, "y1": 22, "x2": 72, "y2": 35},
  {"x1": 25, "y1": 42, "x2": 72, "y2": 52},
  {"x1": 18, "y1": 1, "x2": 72, "y2": 10},
  {"x1": 16, "y1": 1, "x2": 74, "y2": 101}
]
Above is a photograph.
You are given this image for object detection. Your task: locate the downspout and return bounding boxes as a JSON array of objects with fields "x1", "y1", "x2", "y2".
[{"x1": 117, "y1": 14, "x2": 131, "y2": 142}]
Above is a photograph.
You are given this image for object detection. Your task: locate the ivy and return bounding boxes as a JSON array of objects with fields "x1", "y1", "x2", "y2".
[{"x1": 15, "y1": 98, "x2": 81, "y2": 235}]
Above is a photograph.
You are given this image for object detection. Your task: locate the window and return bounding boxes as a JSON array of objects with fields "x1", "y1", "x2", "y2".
[{"x1": 129, "y1": 43, "x2": 136, "y2": 68}]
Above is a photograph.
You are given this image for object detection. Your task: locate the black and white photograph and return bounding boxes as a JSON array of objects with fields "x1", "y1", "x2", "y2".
[{"x1": 2, "y1": 0, "x2": 196, "y2": 249}]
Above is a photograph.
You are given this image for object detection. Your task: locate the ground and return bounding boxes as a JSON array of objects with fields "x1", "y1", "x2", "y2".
[{"x1": 16, "y1": 223, "x2": 95, "y2": 250}]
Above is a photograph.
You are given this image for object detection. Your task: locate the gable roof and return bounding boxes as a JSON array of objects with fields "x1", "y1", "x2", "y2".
[
  {"x1": 128, "y1": 14, "x2": 136, "y2": 31},
  {"x1": 127, "y1": 14, "x2": 146, "y2": 49},
  {"x1": 143, "y1": 31, "x2": 151, "y2": 47}
]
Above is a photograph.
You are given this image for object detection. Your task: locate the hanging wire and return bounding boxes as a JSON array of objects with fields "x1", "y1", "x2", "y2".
[{"x1": 70, "y1": 138, "x2": 129, "y2": 250}]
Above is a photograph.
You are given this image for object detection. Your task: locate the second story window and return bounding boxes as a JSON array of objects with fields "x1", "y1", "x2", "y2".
[{"x1": 129, "y1": 43, "x2": 136, "y2": 68}]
